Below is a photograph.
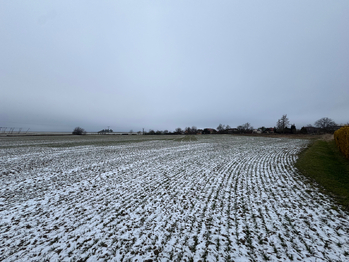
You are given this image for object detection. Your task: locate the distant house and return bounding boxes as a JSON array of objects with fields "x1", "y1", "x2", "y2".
[
  {"x1": 305, "y1": 126, "x2": 320, "y2": 134},
  {"x1": 226, "y1": 128, "x2": 238, "y2": 134},
  {"x1": 203, "y1": 128, "x2": 217, "y2": 134},
  {"x1": 196, "y1": 129, "x2": 204, "y2": 134},
  {"x1": 329, "y1": 126, "x2": 344, "y2": 133},
  {"x1": 305, "y1": 126, "x2": 343, "y2": 134},
  {"x1": 264, "y1": 128, "x2": 274, "y2": 134}
]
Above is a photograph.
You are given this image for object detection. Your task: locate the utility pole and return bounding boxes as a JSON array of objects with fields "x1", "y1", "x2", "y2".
[
  {"x1": 18, "y1": 128, "x2": 22, "y2": 134},
  {"x1": 25, "y1": 128, "x2": 30, "y2": 134}
]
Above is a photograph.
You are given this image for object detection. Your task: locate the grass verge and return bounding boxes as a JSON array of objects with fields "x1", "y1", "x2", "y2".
[{"x1": 295, "y1": 139, "x2": 349, "y2": 210}]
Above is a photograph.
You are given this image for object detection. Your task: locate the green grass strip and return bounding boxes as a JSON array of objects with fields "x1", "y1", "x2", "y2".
[
  {"x1": 295, "y1": 139, "x2": 349, "y2": 210},
  {"x1": 174, "y1": 135, "x2": 198, "y2": 142}
]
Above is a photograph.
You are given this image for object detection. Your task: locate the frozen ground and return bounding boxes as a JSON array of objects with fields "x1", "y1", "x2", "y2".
[{"x1": 1, "y1": 135, "x2": 349, "y2": 261}]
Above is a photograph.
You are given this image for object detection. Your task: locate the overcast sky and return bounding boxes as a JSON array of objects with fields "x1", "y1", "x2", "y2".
[{"x1": 1, "y1": 1, "x2": 348, "y2": 132}]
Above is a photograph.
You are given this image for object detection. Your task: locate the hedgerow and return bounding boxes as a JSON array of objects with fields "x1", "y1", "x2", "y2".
[{"x1": 334, "y1": 126, "x2": 349, "y2": 159}]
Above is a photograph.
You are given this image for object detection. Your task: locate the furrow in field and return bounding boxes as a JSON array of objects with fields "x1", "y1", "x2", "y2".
[{"x1": 1, "y1": 136, "x2": 349, "y2": 261}]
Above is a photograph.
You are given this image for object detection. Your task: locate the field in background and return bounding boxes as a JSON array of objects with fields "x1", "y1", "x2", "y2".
[
  {"x1": 0, "y1": 134, "x2": 178, "y2": 148},
  {"x1": 1, "y1": 135, "x2": 349, "y2": 261}
]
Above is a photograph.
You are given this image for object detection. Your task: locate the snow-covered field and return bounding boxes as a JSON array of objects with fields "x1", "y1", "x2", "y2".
[{"x1": 1, "y1": 135, "x2": 349, "y2": 261}]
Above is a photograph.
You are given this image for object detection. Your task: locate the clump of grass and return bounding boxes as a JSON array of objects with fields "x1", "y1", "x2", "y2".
[{"x1": 295, "y1": 139, "x2": 349, "y2": 210}]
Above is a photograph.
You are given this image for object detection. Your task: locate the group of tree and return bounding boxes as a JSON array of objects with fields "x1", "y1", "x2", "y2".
[
  {"x1": 237, "y1": 123, "x2": 254, "y2": 133},
  {"x1": 145, "y1": 126, "x2": 198, "y2": 135},
  {"x1": 73, "y1": 116, "x2": 344, "y2": 136},
  {"x1": 216, "y1": 123, "x2": 254, "y2": 134},
  {"x1": 145, "y1": 123, "x2": 256, "y2": 135},
  {"x1": 146, "y1": 130, "x2": 167, "y2": 135},
  {"x1": 98, "y1": 128, "x2": 113, "y2": 134},
  {"x1": 274, "y1": 115, "x2": 342, "y2": 134},
  {"x1": 72, "y1": 127, "x2": 86, "y2": 135},
  {"x1": 274, "y1": 114, "x2": 296, "y2": 134}
]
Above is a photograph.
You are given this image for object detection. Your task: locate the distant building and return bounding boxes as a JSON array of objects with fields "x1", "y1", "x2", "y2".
[
  {"x1": 305, "y1": 126, "x2": 320, "y2": 134},
  {"x1": 328, "y1": 126, "x2": 344, "y2": 133},
  {"x1": 264, "y1": 128, "x2": 274, "y2": 134},
  {"x1": 196, "y1": 129, "x2": 204, "y2": 134},
  {"x1": 203, "y1": 128, "x2": 217, "y2": 134},
  {"x1": 226, "y1": 128, "x2": 239, "y2": 134}
]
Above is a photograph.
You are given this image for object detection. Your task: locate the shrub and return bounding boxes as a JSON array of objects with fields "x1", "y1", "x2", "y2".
[
  {"x1": 334, "y1": 126, "x2": 349, "y2": 159},
  {"x1": 300, "y1": 126, "x2": 308, "y2": 134},
  {"x1": 72, "y1": 127, "x2": 86, "y2": 135}
]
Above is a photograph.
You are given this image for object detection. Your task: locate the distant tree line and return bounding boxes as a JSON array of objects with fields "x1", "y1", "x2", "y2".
[
  {"x1": 143, "y1": 116, "x2": 345, "y2": 135},
  {"x1": 73, "y1": 116, "x2": 346, "y2": 136},
  {"x1": 274, "y1": 115, "x2": 343, "y2": 134},
  {"x1": 98, "y1": 128, "x2": 113, "y2": 134}
]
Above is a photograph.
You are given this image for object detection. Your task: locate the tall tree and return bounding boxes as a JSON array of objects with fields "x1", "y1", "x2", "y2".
[
  {"x1": 217, "y1": 124, "x2": 225, "y2": 133},
  {"x1": 191, "y1": 126, "x2": 197, "y2": 134},
  {"x1": 314, "y1": 117, "x2": 337, "y2": 132},
  {"x1": 242, "y1": 122, "x2": 253, "y2": 132},
  {"x1": 276, "y1": 114, "x2": 290, "y2": 133},
  {"x1": 175, "y1": 127, "x2": 182, "y2": 134}
]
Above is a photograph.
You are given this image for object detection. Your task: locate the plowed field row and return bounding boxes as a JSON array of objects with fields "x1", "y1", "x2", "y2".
[{"x1": 1, "y1": 136, "x2": 349, "y2": 261}]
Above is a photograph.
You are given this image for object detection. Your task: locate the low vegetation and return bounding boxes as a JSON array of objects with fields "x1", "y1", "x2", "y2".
[
  {"x1": 296, "y1": 137, "x2": 349, "y2": 210},
  {"x1": 334, "y1": 126, "x2": 349, "y2": 160}
]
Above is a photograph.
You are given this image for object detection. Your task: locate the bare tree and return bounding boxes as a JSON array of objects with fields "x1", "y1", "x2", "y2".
[
  {"x1": 175, "y1": 127, "x2": 182, "y2": 134},
  {"x1": 276, "y1": 114, "x2": 290, "y2": 133},
  {"x1": 236, "y1": 123, "x2": 253, "y2": 133},
  {"x1": 191, "y1": 126, "x2": 197, "y2": 134},
  {"x1": 217, "y1": 124, "x2": 225, "y2": 133},
  {"x1": 242, "y1": 122, "x2": 253, "y2": 131},
  {"x1": 314, "y1": 117, "x2": 337, "y2": 132}
]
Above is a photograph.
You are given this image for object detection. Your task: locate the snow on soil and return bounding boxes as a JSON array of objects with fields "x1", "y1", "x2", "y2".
[{"x1": 1, "y1": 136, "x2": 349, "y2": 261}]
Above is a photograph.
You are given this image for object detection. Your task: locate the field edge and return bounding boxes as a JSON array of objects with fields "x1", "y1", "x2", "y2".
[{"x1": 295, "y1": 138, "x2": 349, "y2": 210}]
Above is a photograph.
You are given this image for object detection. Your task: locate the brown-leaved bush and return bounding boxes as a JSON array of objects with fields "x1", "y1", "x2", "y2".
[{"x1": 334, "y1": 126, "x2": 349, "y2": 160}]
